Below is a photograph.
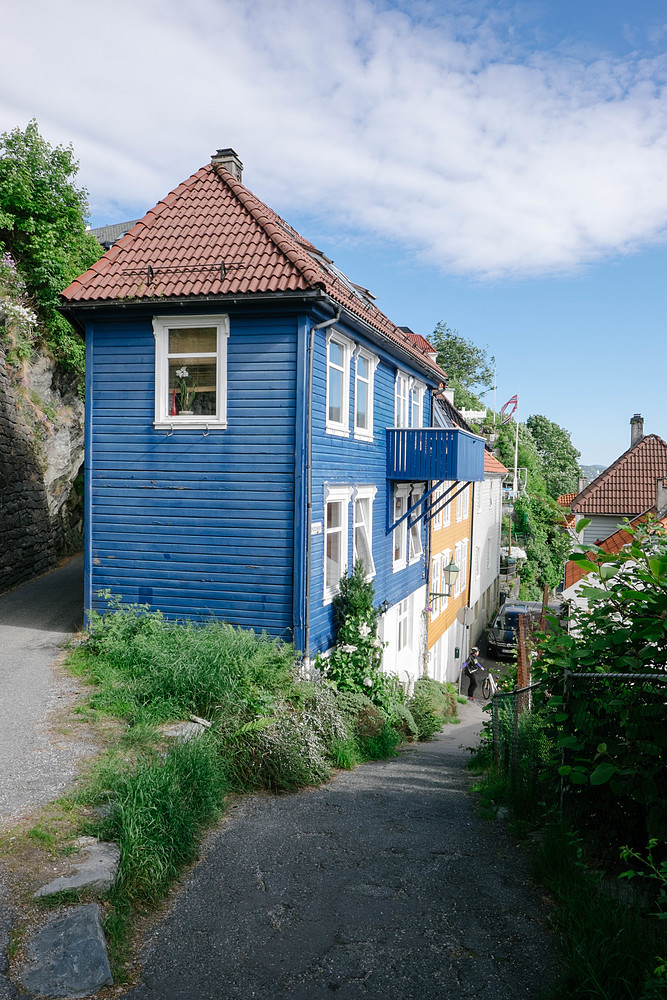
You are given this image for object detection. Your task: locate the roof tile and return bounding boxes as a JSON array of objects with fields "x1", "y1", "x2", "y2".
[{"x1": 571, "y1": 435, "x2": 667, "y2": 515}]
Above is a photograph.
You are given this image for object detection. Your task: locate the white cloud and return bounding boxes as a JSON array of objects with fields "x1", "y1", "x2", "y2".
[{"x1": 2, "y1": 0, "x2": 667, "y2": 276}]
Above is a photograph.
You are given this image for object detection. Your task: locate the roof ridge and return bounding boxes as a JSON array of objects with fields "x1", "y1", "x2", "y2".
[
  {"x1": 210, "y1": 164, "x2": 325, "y2": 288},
  {"x1": 573, "y1": 433, "x2": 667, "y2": 508}
]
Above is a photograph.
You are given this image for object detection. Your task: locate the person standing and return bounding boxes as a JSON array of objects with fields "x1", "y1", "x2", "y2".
[{"x1": 463, "y1": 646, "x2": 481, "y2": 702}]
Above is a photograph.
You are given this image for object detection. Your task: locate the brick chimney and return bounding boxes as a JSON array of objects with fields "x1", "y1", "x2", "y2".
[
  {"x1": 211, "y1": 148, "x2": 243, "y2": 181},
  {"x1": 630, "y1": 413, "x2": 644, "y2": 448},
  {"x1": 656, "y1": 477, "x2": 667, "y2": 514}
]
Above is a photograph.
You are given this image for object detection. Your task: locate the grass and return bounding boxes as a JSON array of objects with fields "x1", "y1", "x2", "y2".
[
  {"x1": 3, "y1": 601, "x2": 463, "y2": 983},
  {"x1": 470, "y1": 752, "x2": 666, "y2": 998}
]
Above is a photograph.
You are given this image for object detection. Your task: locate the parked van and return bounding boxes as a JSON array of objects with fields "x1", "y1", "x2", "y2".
[{"x1": 486, "y1": 601, "x2": 544, "y2": 659}]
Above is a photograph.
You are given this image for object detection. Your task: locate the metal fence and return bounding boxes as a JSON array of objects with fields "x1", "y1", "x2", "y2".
[
  {"x1": 491, "y1": 681, "x2": 544, "y2": 775},
  {"x1": 561, "y1": 670, "x2": 667, "y2": 837}
]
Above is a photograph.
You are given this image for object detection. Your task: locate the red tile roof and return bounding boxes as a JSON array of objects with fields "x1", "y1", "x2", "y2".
[
  {"x1": 556, "y1": 492, "x2": 576, "y2": 508},
  {"x1": 61, "y1": 161, "x2": 445, "y2": 379},
  {"x1": 571, "y1": 435, "x2": 667, "y2": 515},
  {"x1": 564, "y1": 510, "x2": 667, "y2": 590},
  {"x1": 406, "y1": 332, "x2": 437, "y2": 355},
  {"x1": 485, "y1": 452, "x2": 508, "y2": 475}
]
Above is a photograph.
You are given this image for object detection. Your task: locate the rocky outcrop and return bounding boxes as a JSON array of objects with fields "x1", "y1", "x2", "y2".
[{"x1": 0, "y1": 344, "x2": 84, "y2": 593}]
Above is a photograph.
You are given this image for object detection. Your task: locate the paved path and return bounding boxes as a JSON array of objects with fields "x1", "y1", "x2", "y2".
[
  {"x1": 127, "y1": 705, "x2": 554, "y2": 1000},
  {"x1": 0, "y1": 554, "x2": 93, "y2": 825}
]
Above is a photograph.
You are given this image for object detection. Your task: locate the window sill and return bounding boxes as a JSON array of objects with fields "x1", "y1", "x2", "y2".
[
  {"x1": 353, "y1": 430, "x2": 374, "y2": 443},
  {"x1": 409, "y1": 554, "x2": 423, "y2": 566},
  {"x1": 325, "y1": 425, "x2": 350, "y2": 438},
  {"x1": 154, "y1": 419, "x2": 227, "y2": 431},
  {"x1": 393, "y1": 560, "x2": 407, "y2": 573}
]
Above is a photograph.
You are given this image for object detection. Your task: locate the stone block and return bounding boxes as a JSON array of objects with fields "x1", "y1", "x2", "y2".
[
  {"x1": 19, "y1": 903, "x2": 113, "y2": 998},
  {"x1": 34, "y1": 842, "x2": 121, "y2": 899}
]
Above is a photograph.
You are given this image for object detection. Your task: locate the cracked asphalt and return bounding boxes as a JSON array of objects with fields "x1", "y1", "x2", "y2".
[{"x1": 126, "y1": 704, "x2": 555, "y2": 1000}]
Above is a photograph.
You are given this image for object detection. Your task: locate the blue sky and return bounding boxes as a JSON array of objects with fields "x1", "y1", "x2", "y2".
[{"x1": 1, "y1": 0, "x2": 667, "y2": 465}]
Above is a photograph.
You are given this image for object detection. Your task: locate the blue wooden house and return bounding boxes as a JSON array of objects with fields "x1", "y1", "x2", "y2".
[{"x1": 61, "y1": 148, "x2": 484, "y2": 678}]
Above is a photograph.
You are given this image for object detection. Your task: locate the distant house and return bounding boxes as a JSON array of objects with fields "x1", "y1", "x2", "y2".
[
  {"x1": 562, "y1": 477, "x2": 667, "y2": 610},
  {"x1": 60, "y1": 147, "x2": 484, "y2": 680},
  {"x1": 567, "y1": 414, "x2": 667, "y2": 546}
]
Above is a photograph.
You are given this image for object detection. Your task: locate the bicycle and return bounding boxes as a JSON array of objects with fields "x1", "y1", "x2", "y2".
[{"x1": 481, "y1": 669, "x2": 499, "y2": 700}]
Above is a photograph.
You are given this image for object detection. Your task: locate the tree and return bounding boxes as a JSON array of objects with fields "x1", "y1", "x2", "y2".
[
  {"x1": 430, "y1": 321, "x2": 495, "y2": 409},
  {"x1": 526, "y1": 414, "x2": 581, "y2": 499},
  {"x1": 0, "y1": 120, "x2": 102, "y2": 378}
]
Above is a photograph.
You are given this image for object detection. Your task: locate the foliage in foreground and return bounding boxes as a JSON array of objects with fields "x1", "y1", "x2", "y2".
[{"x1": 471, "y1": 522, "x2": 667, "y2": 998}]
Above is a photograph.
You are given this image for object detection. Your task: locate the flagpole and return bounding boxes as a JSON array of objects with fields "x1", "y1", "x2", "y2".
[{"x1": 512, "y1": 396, "x2": 519, "y2": 500}]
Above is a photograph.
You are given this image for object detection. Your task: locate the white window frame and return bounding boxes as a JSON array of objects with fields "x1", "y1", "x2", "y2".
[
  {"x1": 456, "y1": 484, "x2": 469, "y2": 522},
  {"x1": 397, "y1": 596, "x2": 412, "y2": 652},
  {"x1": 410, "y1": 379, "x2": 425, "y2": 428},
  {"x1": 323, "y1": 484, "x2": 353, "y2": 603},
  {"x1": 353, "y1": 485, "x2": 377, "y2": 579},
  {"x1": 442, "y1": 481, "x2": 452, "y2": 527},
  {"x1": 325, "y1": 331, "x2": 353, "y2": 436},
  {"x1": 474, "y1": 545, "x2": 481, "y2": 581},
  {"x1": 409, "y1": 484, "x2": 424, "y2": 564},
  {"x1": 454, "y1": 541, "x2": 462, "y2": 597},
  {"x1": 454, "y1": 538, "x2": 469, "y2": 596},
  {"x1": 353, "y1": 347, "x2": 377, "y2": 442},
  {"x1": 394, "y1": 371, "x2": 409, "y2": 428},
  {"x1": 392, "y1": 485, "x2": 411, "y2": 572},
  {"x1": 432, "y1": 483, "x2": 443, "y2": 530},
  {"x1": 153, "y1": 314, "x2": 229, "y2": 430},
  {"x1": 430, "y1": 553, "x2": 442, "y2": 619},
  {"x1": 441, "y1": 548, "x2": 451, "y2": 611}
]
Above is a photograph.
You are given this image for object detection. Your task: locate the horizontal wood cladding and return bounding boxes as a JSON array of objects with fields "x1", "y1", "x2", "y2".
[
  {"x1": 308, "y1": 328, "x2": 429, "y2": 654},
  {"x1": 89, "y1": 314, "x2": 297, "y2": 636}
]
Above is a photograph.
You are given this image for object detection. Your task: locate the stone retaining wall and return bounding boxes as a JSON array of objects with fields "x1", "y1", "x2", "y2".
[{"x1": 0, "y1": 344, "x2": 84, "y2": 593}]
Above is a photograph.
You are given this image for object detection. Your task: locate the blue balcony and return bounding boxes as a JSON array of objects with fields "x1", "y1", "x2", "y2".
[{"x1": 386, "y1": 427, "x2": 485, "y2": 482}]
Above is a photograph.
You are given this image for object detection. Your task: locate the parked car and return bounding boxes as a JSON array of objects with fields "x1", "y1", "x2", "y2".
[{"x1": 486, "y1": 601, "x2": 556, "y2": 659}]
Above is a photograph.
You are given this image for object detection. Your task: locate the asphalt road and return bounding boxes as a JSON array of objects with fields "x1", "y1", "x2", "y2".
[
  {"x1": 0, "y1": 554, "x2": 92, "y2": 824},
  {"x1": 126, "y1": 705, "x2": 554, "y2": 1000}
]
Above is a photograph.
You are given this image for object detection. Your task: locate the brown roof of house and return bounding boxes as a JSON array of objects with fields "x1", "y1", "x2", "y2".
[
  {"x1": 571, "y1": 434, "x2": 667, "y2": 515},
  {"x1": 61, "y1": 161, "x2": 445, "y2": 379},
  {"x1": 485, "y1": 452, "x2": 508, "y2": 475},
  {"x1": 556, "y1": 492, "x2": 576, "y2": 508},
  {"x1": 406, "y1": 332, "x2": 437, "y2": 355},
  {"x1": 564, "y1": 510, "x2": 667, "y2": 590}
]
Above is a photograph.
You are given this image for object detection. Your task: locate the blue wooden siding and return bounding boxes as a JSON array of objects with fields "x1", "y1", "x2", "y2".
[
  {"x1": 308, "y1": 323, "x2": 434, "y2": 654},
  {"x1": 87, "y1": 313, "x2": 298, "y2": 638}
]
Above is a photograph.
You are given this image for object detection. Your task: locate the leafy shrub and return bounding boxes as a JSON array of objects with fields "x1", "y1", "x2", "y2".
[
  {"x1": 389, "y1": 702, "x2": 418, "y2": 742},
  {"x1": 408, "y1": 691, "x2": 442, "y2": 740},
  {"x1": 218, "y1": 702, "x2": 332, "y2": 792},
  {"x1": 333, "y1": 690, "x2": 401, "y2": 760}
]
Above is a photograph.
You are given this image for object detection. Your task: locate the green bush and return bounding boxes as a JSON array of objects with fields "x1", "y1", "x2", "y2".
[
  {"x1": 408, "y1": 691, "x2": 442, "y2": 741},
  {"x1": 96, "y1": 734, "x2": 227, "y2": 904},
  {"x1": 407, "y1": 677, "x2": 458, "y2": 740}
]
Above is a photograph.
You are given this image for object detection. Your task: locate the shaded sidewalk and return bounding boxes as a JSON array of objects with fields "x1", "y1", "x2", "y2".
[
  {"x1": 0, "y1": 553, "x2": 94, "y2": 825},
  {"x1": 126, "y1": 703, "x2": 554, "y2": 1000}
]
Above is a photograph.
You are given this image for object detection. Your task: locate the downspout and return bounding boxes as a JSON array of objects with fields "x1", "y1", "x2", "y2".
[{"x1": 303, "y1": 305, "x2": 341, "y2": 667}]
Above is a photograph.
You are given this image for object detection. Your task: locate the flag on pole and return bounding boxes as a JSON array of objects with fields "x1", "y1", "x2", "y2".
[{"x1": 500, "y1": 394, "x2": 518, "y2": 425}]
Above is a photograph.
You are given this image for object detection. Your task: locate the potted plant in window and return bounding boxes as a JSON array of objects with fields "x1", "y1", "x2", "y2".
[{"x1": 175, "y1": 366, "x2": 197, "y2": 414}]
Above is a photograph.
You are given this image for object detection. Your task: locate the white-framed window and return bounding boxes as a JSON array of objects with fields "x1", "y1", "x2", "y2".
[
  {"x1": 432, "y1": 483, "x2": 443, "y2": 530},
  {"x1": 395, "y1": 372, "x2": 409, "y2": 427},
  {"x1": 353, "y1": 486, "x2": 377, "y2": 578},
  {"x1": 456, "y1": 484, "x2": 469, "y2": 522},
  {"x1": 442, "y1": 481, "x2": 452, "y2": 527},
  {"x1": 474, "y1": 545, "x2": 481, "y2": 581},
  {"x1": 392, "y1": 485, "x2": 411, "y2": 571},
  {"x1": 354, "y1": 348, "x2": 376, "y2": 441},
  {"x1": 410, "y1": 380, "x2": 424, "y2": 428},
  {"x1": 409, "y1": 485, "x2": 424, "y2": 563},
  {"x1": 430, "y1": 554, "x2": 442, "y2": 619},
  {"x1": 153, "y1": 314, "x2": 229, "y2": 429},
  {"x1": 441, "y1": 548, "x2": 451, "y2": 612},
  {"x1": 323, "y1": 484, "x2": 352, "y2": 602},
  {"x1": 325, "y1": 332, "x2": 352, "y2": 436},
  {"x1": 490, "y1": 480, "x2": 495, "y2": 507},
  {"x1": 397, "y1": 596, "x2": 412, "y2": 652},
  {"x1": 454, "y1": 539, "x2": 469, "y2": 596},
  {"x1": 476, "y1": 483, "x2": 482, "y2": 514}
]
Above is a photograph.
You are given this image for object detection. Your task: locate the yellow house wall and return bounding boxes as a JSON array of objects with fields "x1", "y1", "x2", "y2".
[{"x1": 427, "y1": 485, "x2": 472, "y2": 652}]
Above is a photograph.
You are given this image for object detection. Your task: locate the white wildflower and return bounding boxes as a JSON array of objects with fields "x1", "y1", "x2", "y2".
[
  {"x1": 362, "y1": 677, "x2": 373, "y2": 687},
  {"x1": 357, "y1": 623, "x2": 371, "y2": 638},
  {"x1": 175, "y1": 366, "x2": 189, "y2": 379},
  {"x1": 371, "y1": 638, "x2": 382, "y2": 648},
  {"x1": 340, "y1": 643, "x2": 357, "y2": 653}
]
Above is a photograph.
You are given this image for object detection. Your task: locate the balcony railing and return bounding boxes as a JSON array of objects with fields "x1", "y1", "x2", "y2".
[{"x1": 386, "y1": 427, "x2": 485, "y2": 482}]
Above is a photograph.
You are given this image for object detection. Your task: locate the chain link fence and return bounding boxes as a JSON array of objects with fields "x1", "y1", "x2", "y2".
[{"x1": 561, "y1": 670, "x2": 667, "y2": 846}]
